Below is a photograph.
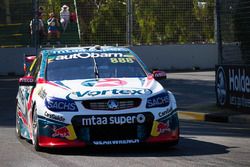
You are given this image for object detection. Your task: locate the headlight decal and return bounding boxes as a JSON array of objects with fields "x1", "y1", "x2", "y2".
[
  {"x1": 45, "y1": 97, "x2": 78, "y2": 112},
  {"x1": 146, "y1": 92, "x2": 169, "y2": 108}
]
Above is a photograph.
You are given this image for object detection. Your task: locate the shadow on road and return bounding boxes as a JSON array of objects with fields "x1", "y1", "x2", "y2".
[
  {"x1": 0, "y1": 77, "x2": 18, "y2": 127},
  {"x1": 36, "y1": 137, "x2": 230, "y2": 157}
]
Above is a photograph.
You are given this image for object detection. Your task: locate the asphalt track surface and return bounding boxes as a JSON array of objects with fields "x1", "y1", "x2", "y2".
[{"x1": 0, "y1": 72, "x2": 250, "y2": 167}]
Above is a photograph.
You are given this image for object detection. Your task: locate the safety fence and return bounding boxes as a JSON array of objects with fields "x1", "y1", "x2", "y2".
[
  {"x1": 0, "y1": 0, "x2": 215, "y2": 48},
  {"x1": 218, "y1": 0, "x2": 250, "y2": 64}
]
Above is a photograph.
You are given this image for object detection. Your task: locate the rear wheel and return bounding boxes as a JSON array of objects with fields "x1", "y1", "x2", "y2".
[{"x1": 32, "y1": 107, "x2": 42, "y2": 151}]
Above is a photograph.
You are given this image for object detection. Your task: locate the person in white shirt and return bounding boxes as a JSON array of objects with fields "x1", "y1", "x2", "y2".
[{"x1": 60, "y1": 5, "x2": 70, "y2": 32}]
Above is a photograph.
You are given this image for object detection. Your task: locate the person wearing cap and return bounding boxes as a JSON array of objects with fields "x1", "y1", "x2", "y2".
[{"x1": 60, "y1": 5, "x2": 70, "y2": 32}]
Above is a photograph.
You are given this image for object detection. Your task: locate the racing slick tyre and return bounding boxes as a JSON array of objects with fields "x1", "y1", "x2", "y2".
[
  {"x1": 32, "y1": 107, "x2": 42, "y2": 151},
  {"x1": 16, "y1": 106, "x2": 24, "y2": 139}
]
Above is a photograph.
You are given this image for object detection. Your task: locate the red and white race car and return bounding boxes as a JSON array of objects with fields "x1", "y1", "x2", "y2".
[{"x1": 16, "y1": 46, "x2": 179, "y2": 151}]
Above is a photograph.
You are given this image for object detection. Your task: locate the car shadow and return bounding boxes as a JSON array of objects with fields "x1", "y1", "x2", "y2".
[{"x1": 39, "y1": 137, "x2": 230, "y2": 157}]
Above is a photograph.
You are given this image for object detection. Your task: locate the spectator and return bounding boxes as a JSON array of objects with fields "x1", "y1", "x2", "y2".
[
  {"x1": 30, "y1": 16, "x2": 46, "y2": 45},
  {"x1": 38, "y1": 6, "x2": 44, "y2": 17},
  {"x1": 60, "y1": 5, "x2": 70, "y2": 32},
  {"x1": 70, "y1": 12, "x2": 77, "y2": 23},
  {"x1": 47, "y1": 12, "x2": 60, "y2": 45}
]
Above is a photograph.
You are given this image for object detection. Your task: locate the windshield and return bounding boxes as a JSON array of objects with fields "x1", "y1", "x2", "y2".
[{"x1": 46, "y1": 52, "x2": 147, "y2": 81}]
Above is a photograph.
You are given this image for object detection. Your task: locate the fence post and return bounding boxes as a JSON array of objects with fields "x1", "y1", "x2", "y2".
[
  {"x1": 216, "y1": 0, "x2": 222, "y2": 64},
  {"x1": 127, "y1": 0, "x2": 132, "y2": 46},
  {"x1": 74, "y1": 0, "x2": 82, "y2": 43},
  {"x1": 32, "y1": 0, "x2": 39, "y2": 54}
]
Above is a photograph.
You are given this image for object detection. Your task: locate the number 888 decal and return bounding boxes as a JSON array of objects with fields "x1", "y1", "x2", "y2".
[{"x1": 110, "y1": 58, "x2": 134, "y2": 64}]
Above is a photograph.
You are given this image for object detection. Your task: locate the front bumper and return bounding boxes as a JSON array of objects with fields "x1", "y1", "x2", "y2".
[{"x1": 37, "y1": 111, "x2": 179, "y2": 148}]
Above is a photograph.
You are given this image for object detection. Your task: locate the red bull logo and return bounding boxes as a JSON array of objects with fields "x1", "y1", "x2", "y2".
[
  {"x1": 151, "y1": 121, "x2": 171, "y2": 137},
  {"x1": 52, "y1": 126, "x2": 70, "y2": 138},
  {"x1": 157, "y1": 122, "x2": 170, "y2": 134}
]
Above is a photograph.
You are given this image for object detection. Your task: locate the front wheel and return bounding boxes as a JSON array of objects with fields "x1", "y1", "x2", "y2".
[{"x1": 32, "y1": 107, "x2": 42, "y2": 151}]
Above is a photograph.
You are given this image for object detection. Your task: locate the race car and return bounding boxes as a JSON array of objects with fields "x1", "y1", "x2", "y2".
[{"x1": 16, "y1": 46, "x2": 179, "y2": 151}]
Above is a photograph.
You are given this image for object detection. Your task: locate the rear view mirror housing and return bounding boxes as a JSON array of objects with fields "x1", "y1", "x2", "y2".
[
  {"x1": 153, "y1": 70, "x2": 167, "y2": 80},
  {"x1": 24, "y1": 55, "x2": 36, "y2": 73}
]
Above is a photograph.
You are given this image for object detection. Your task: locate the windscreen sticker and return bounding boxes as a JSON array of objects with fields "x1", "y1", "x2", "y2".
[
  {"x1": 110, "y1": 58, "x2": 134, "y2": 64},
  {"x1": 52, "y1": 53, "x2": 134, "y2": 61}
]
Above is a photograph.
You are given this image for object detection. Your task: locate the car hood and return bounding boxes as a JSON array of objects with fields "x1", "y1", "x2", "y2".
[{"x1": 42, "y1": 77, "x2": 164, "y2": 100}]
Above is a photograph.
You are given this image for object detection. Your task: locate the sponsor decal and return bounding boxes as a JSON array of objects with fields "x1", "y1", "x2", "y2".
[
  {"x1": 82, "y1": 114, "x2": 146, "y2": 126},
  {"x1": 216, "y1": 65, "x2": 250, "y2": 109},
  {"x1": 51, "y1": 125, "x2": 77, "y2": 140},
  {"x1": 52, "y1": 126, "x2": 70, "y2": 138},
  {"x1": 93, "y1": 139, "x2": 140, "y2": 145},
  {"x1": 38, "y1": 88, "x2": 47, "y2": 99},
  {"x1": 216, "y1": 67, "x2": 227, "y2": 106},
  {"x1": 45, "y1": 97, "x2": 77, "y2": 112},
  {"x1": 229, "y1": 68, "x2": 250, "y2": 93},
  {"x1": 146, "y1": 92, "x2": 169, "y2": 108},
  {"x1": 67, "y1": 88, "x2": 152, "y2": 100},
  {"x1": 151, "y1": 121, "x2": 171, "y2": 137},
  {"x1": 44, "y1": 111, "x2": 65, "y2": 122},
  {"x1": 55, "y1": 53, "x2": 126, "y2": 61},
  {"x1": 158, "y1": 108, "x2": 171, "y2": 117},
  {"x1": 157, "y1": 122, "x2": 170, "y2": 134},
  {"x1": 82, "y1": 79, "x2": 127, "y2": 87},
  {"x1": 110, "y1": 57, "x2": 134, "y2": 64},
  {"x1": 49, "y1": 48, "x2": 128, "y2": 55},
  {"x1": 19, "y1": 76, "x2": 35, "y2": 83}
]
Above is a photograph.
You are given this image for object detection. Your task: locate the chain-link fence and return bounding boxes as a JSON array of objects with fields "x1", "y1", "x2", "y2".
[
  {"x1": 0, "y1": 0, "x2": 215, "y2": 48},
  {"x1": 219, "y1": 0, "x2": 250, "y2": 64}
]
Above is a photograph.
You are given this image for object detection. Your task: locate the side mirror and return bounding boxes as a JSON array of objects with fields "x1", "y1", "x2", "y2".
[
  {"x1": 24, "y1": 55, "x2": 36, "y2": 73},
  {"x1": 153, "y1": 70, "x2": 167, "y2": 80},
  {"x1": 19, "y1": 76, "x2": 36, "y2": 86}
]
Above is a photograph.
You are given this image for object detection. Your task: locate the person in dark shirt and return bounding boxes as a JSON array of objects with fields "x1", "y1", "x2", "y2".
[{"x1": 30, "y1": 16, "x2": 46, "y2": 45}]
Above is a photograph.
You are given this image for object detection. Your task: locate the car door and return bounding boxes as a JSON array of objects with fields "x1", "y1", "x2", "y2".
[{"x1": 18, "y1": 54, "x2": 42, "y2": 126}]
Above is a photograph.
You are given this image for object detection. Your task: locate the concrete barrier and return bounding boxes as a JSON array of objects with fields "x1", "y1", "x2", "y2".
[
  {"x1": 0, "y1": 48, "x2": 36, "y2": 75},
  {"x1": 0, "y1": 44, "x2": 217, "y2": 75},
  {"x1": 130, "y1": 44, "x2": 217, "y2": 70}
]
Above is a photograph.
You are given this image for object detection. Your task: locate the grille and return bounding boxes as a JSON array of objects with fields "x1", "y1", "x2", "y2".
[
  {"x1": 82, "y1": 98, "x2": 141, "y2": 110},
  {"x1": 71, "y1": 112, "x2": 154, "y2": 143}
]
